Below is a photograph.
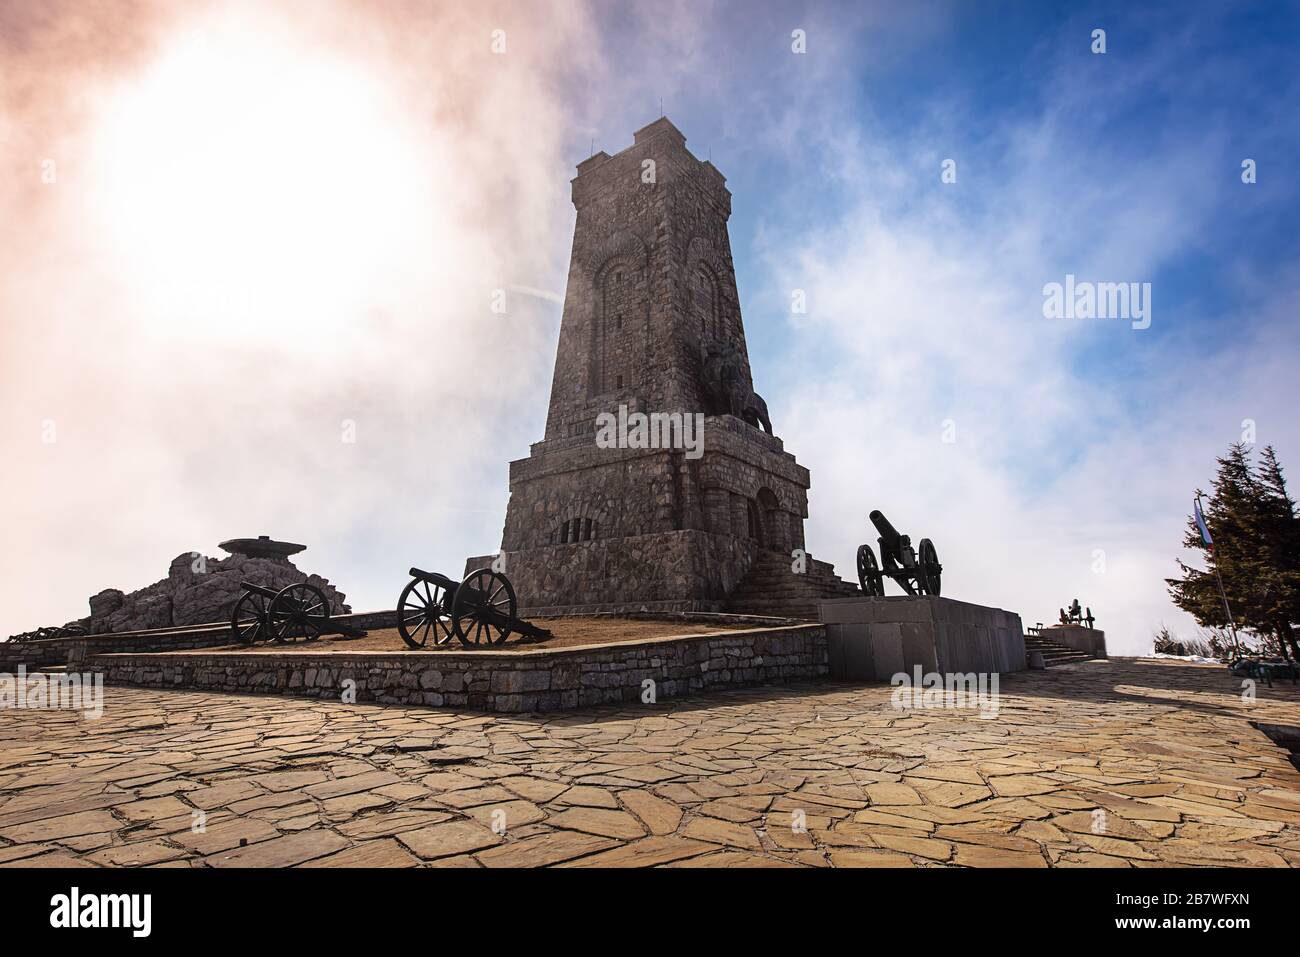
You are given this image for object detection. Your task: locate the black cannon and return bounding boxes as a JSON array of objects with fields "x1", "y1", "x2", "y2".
[
  {"x1": 397, "y1": 567, "x2": 553, "y2": 649},
  {"x1": 6, "y1": 624, "x2": 87, "y2": 643},
  {"x1": 231, "y1": 580, "x2": 360, "y2": 644},
  {"x1": 1059, "y1": 599, "x2": 1096, "y2": 629},
  {"x1": 856, "y1": 510, "x2": 943, "y2": 597}
]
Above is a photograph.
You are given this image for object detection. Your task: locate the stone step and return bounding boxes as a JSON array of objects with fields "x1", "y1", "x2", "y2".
[
  {"x1": 1024, "y1": 634, "x2": 1097, "y2": 667},
  {"x1": 725, "y1": 552, "x2": 858, "y2": 620}
]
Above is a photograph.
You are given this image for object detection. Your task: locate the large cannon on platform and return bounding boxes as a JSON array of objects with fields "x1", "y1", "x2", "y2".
[
  {"x1": 856, "y1": 510, "x2": 943, "y2": 597},
  {"x1": 231, "y1": 581, "x2": 362, "y2": 644},
  {"x1": 1059, "y1": 598, "x2": 1096, "y2": 629},
  {"x1": 396, "y1": 567, "x2": 553, "y2": 649}
]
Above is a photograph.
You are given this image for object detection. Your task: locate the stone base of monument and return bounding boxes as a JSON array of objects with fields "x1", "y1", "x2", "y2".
[
  {"x1": 464, "y1": 528, "x2": 761, "y2": 616},
  {"x1": 1041, "y1": 624, "x2": 1107, "y2": 658},
  {"x1": 819, "y1": 596, "x2": 1026, "y2": 681}
]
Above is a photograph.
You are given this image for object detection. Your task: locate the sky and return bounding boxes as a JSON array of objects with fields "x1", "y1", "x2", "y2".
[{"x1": 2, "y1": 0, "x2": 1297, "y2": 654}]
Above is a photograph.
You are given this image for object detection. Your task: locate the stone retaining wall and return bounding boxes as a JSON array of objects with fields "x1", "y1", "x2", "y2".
[{"x1": 86, "y1": 623, "x2": 827, "y2": 713}]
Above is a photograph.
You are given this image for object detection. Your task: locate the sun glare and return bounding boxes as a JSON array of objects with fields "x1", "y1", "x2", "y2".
[{"x1": 92, "y1": 18, "x2": 435, "y2": 342}]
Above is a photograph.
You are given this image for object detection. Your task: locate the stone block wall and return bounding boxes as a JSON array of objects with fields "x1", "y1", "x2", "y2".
[
  {"x1": 469, "y1": 529, "x2": 758, "y2": 614},
  {"x1": 86, "y1": 623, "x2": 827, "y2": 714}
]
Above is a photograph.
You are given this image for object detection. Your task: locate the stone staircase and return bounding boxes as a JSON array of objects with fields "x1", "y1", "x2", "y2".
[
  {"x1": 726, "y1": 550, "x2": 860, "y2": 620},
  {"x1": 1024, "y1": 631, "x2": 1096, "y2": 667}
]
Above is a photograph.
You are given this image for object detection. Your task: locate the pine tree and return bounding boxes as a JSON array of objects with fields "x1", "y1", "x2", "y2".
[
  {"x1": 1167, "y1": 443, "x2": 1300, "y2": 660},
  {"x1": 1253, "y1": 446, "x2": 1300, "y2": 659}
]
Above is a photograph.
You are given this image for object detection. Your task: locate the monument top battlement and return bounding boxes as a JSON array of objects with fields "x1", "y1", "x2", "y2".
[{"x1": 571, "y1": 115, "x2": 729, "y2": 210}]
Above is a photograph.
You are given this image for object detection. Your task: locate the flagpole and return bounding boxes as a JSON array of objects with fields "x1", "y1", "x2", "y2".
[{"x1": 1197, "y1": 493, "x2": 1242, "y2": 657}]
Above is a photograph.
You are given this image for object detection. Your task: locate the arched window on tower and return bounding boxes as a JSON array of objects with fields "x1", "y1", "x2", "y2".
[{"x1": 691, "y1": 264, "x2": 719, "y2": 341}]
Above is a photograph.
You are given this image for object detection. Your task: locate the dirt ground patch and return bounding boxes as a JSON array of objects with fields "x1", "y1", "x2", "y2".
[{"x1": 190, "y1": 616, "x2": 752, "y2": 654}]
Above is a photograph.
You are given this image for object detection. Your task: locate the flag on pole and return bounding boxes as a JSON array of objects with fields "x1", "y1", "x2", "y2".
[{"x1": 1194, "y1": 497, "x2": 1213, "y2": 549}]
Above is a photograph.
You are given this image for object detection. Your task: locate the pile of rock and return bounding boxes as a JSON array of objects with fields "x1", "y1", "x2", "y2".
[{"x1": 44, "y1": 536, "x2": 350, "y2": 636}]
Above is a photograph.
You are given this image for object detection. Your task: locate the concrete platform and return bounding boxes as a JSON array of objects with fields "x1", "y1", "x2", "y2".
[{"x1": 819, "y1": 595, "x2": 1026, "y2": 680}]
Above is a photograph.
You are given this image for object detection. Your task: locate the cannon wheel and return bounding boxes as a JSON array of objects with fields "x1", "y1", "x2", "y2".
[
  {"x1": 857, "y1": 545, "x2": 884, "y2": 597},
  {"x1": 231, "y1": 591, "x2": 270, "y2": 645},
  {"x1": 452, "y1": 568, "x2": 516, "y2": 646},
  {"x1": 397, "y1": 576, "x2": 454, "y2": 649},
  {"x1": 917, "y1": 539, "x2": 941, "y2": 596},
  {"x1": 268, "y1": 583, "x2": 331, "y2": 643}
]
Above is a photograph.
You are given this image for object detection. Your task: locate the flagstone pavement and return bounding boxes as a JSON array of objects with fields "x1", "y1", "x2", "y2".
[{"x1": 1, "y1": 658, "x2": 1299, "y2": 868}]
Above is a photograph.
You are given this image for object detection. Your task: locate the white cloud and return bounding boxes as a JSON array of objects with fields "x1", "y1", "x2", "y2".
[
  {"x1": 0, "y1": 0, "x2": 597, "y2": 631},
  {"x1": 750, "y1": 19, "x2": 1300, "y2": 655}
]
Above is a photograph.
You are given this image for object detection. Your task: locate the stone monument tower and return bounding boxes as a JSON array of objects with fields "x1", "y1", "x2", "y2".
[{"x1": 468, "y1": 118, "x2": 849, "y2": 613}]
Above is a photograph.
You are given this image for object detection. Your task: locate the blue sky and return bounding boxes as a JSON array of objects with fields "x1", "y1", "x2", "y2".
[{"x1": 607, "y1": 1, "x2": 1300, "y2": 374}]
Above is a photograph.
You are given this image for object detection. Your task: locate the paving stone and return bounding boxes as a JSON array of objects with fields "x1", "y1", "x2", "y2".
[
  {"x1": 827, "y1": 849, "x2": 917, "y2": 867},
  {"x1": 372, "y1": 783, "x2": 431, "y2": 802},
  {"x1": 205, "y1": 829, "x2": 348, "y2": 867},
  {"x1": 1053, "y1": 812, "x2": 1159, "y2": 842},
  {"x1": 0, "y1": 810, "x2": 121, "y2": 844},
  {"x1": 171, "y1": 817, "x2": 281, "y2": 854},
  {"x1": 299, "y1": 839, "x2": 421, "y2": 867},
  {"x1": 477, "y1": 831, "x2": 619, "y2": 868},
  {"x1": 951, "y1": 843, "x2": 1047, "y2": 867},
  {"x1": 397, "y1": 820, "x2": 503, "y2": 859},
  {"x1": 681, "y1": 816, "x2": 760, "y2": 849},
  {"x1": 0, "y1": 842, "x2": 56, "y2": 864},
  {"x1": 874, "y1": 833, "x2": 952, "y2": 861},
  {"x1": 465, "y1": 800, "x2": 546, "y2": 831},
  {"x1": 60, "y1": 832, "x2": 115, "y2": 851},
  {"x1": 866, "y1": 783, "x2": 923, "y2": 806},
  {"x1": 619, "y1": 790, "x2": 683, "y2": 835},
  {"x1": 420, "y1": 771, "x2": 483, "y2": 793},
  {"x1": 548, "y1": 808, "x2": 647, "y2": 840},
  {"x1": 560, "y1": 835, "x2": 714, "y2": 867},
  {"x1": 186, "y1": 780, "x2": 265, "y2": 809},
  {"x1": 0, "y1": 850, "x2": 98, "y2": 868},
  {"x1": 988, "y1": 775, "x2": 1059, "y2": 798},
  {"x1": 256, "y1": 770, "x2": 331, "y2": 792},
  {"x1": 668, "y1": 850, "x2": 801, "y2": 868},
  {"x1": 852, "y1": 808, "x2": 936, "y2": 832},
  {"x1": 697, "y1": 800, "x2": 762, "y2": 823},
  {"x1": 87, "y1": 840, "x2": 190, "y2": 867},
  {"x1": 303, "y1": 771, "x2": 402, "y2": 800},
  {"x1": 553, "y1": 786, "x2": 621, "y2": 809},
  {"x1": 321, "y1": 792, "x2": 394, "y2": 819},
  {"x1": 500, "y1": 777, "x2": 569, "y2": 804},
  {"x1": 432, "y1": 785, "x2": 518, "y2": 810},
  {"x1": 337, "y1": 810, "x2": 454, "y2": 840}
]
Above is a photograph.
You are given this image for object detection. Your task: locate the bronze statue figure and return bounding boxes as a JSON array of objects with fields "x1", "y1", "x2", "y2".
[{"x1": 701, "y1": 340, "x2": 772, "y2": 433}]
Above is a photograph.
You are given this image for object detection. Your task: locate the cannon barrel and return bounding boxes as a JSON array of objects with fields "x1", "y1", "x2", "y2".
[
  {"x1": 408, "y1": 567, "x2": 458, "y2": 591},
  {"x1": 869, "y1": 510, "x2": 903, "y2": 552}
]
